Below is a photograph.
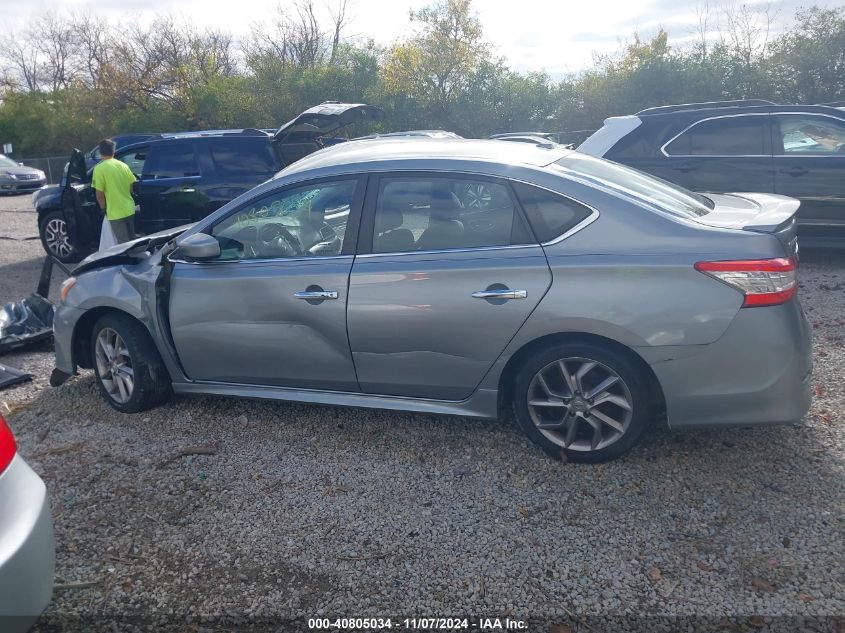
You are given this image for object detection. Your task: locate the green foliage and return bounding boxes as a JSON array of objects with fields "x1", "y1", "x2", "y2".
[{"x1": 1, "y1": 2, "x2": 844, "y2": 158}]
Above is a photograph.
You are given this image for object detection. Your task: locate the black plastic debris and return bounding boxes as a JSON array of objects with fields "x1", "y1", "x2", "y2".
[
  {"x1": 0, "y1": 363, "x2": 32, "y2": 390},
  {"x1": 0, "y1": 293, "x2": 55, "y2": 354}
]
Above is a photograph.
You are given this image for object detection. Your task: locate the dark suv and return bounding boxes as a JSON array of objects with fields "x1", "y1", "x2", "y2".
[
  {"x1": 578, "y1": 99, "x2": 845, "y2": 247},
  {"x1": 35, "y1": 103, "x2": 382, "y2": 262}
]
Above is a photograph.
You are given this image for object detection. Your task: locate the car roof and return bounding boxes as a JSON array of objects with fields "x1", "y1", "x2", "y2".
[
  {"x1": 276, "y1": 138, "x2": 573, "y2": 179},
  {"x1": 636, "y1": 102, "x2": 845, "y2": 119},
  {"x1": 117, "y1": 131, "x2": 270, "y2": 154}
]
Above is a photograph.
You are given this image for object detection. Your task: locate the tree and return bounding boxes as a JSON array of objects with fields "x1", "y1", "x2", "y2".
[
  {"x1": 0, "y1": 12, "x2": 79, "y2": 91},
  {"x1": 767, "y1": 6, "x2": 845, "y2": 103},
  {"x1": 380, "y1": 0, "x2": 492, "y2": 131},
  {"x1": 245, "y1": 0, "x2": 352, "y2": 70}
]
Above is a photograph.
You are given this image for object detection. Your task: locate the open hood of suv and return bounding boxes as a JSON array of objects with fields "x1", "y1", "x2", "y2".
[{"x1": 273, "y1": 103, "x2": 384, "y2": 143}]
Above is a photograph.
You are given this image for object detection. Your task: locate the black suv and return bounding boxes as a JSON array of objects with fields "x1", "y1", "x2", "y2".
[
  {"x1": 578, "y1": 99, "x2": 845, "y2": 247},
  {"x1": 35, "y1": 103, "x2": 382, "y2": 262}
]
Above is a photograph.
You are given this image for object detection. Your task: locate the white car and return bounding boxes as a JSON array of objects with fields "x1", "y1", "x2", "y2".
[{"x1": 0, "y1": 414, "x2": 54, "y2": 631}]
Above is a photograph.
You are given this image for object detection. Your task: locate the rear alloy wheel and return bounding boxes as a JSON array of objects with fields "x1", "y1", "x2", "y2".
[
  {"x1": 40, "y1": 211, "x2": 77, "y2": 262},
  {"x1": 90, "y1": 313, "x2": 172, "y2": 413},
  {"x1": 513, "y1": 343, "x2": 653, "y2": 462}
]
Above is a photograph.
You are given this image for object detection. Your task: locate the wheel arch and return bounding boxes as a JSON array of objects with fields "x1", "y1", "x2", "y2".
[
  {"x1": 72, "y1": 306, "x2": 148, "y2": 370},
  {"x1": 497, "y1": 331, "x2": 666, "y2": 416}
]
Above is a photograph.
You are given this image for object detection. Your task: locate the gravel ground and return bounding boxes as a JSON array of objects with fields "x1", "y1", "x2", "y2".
[{"x1": 1, "y1": 193, "x2": 843, "y2": 632}]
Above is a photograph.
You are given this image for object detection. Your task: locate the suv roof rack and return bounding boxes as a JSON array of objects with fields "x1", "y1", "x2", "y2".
[
  {"x1": 636, "y1": 99, "x2": 775, "y2": 116},
  {"x1": 159, "y1": 128, "x2": 270, "y2": 140},
  {"x1": 228, "y1": 128, "x2": 270, "y2": 136}
]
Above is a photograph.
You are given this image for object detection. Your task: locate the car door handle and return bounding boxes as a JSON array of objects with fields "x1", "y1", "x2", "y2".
[
  {"x1": 294, "y1": 290, "x2": 338, "y2": 300},
  {"x1": 471, "y1": 289, "x2": 527, "y2": 300},
  {"x1": 180, "y1": 187, "x2": 196, "y2": 193},
  {"x1": 779, "y1": 167, "x2": 808, "y2": 177}
]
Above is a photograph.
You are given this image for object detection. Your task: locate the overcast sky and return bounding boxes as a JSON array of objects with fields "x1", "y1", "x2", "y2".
[{"x1": 5, "y1": 0, "x2": 837, "y2": 77}]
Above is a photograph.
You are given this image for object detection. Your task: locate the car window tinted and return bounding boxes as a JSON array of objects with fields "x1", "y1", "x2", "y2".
[
  {"x1": 118, "y1": 149, "x2": 147, "y2": 176},
  {"x1": 143, "y1": 144, "x2": 198, "y2": 178},
  {"x1": 210, "y1": 180, "x2": 357, "y2": 261},
  {"x1": 372, "y1": 176, "x2": 527, "y2": 253},
  {"x1": 209, "y1": 139, "x2": 277, "y2": 176},
  {"x1": 553, "y1": 153, "x2": 713, "y2": 218},
  {"x1": 665, "y1": 116, "x2": 766, "y2": 156},
  {"x1": 513, "y1": 183, "x2": 593, "y2": 242},
  {"x1": 777, "y1": 115, "x2": 845, "y2": 154}
]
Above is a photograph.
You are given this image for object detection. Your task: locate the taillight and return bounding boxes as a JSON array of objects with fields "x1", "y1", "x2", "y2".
[
  {"x1": 0, "y1": 414, "x2": 16, "y2": 474},
  {"x1": 695, "y1": 257, "x2": 797, "y2": 308}
]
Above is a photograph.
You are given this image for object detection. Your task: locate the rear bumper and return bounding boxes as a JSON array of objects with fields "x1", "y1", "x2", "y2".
[
  {"x1": 642, "y1": 299, "x2": 812, "y2": 429},
  {"x1": 0, "y1": 455, "x2": 55, "y2": 631}
]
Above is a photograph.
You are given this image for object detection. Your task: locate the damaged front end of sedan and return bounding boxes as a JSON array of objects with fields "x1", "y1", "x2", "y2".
[{"x1": 49, "y1": 225, "x2": 190, "y2": 388}]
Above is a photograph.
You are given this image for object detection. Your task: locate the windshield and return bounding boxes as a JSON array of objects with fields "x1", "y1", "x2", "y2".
[
  {"x1": 553, "y1": 153, "x2": 713, "y2": 218},
  {"x1": 0, "y1": 154, "x2": 19, "y2": 168}
]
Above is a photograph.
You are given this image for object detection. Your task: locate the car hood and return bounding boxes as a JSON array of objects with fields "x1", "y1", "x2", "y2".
[
  {"x1": 73, "y1": 225, "x2": 193, "y2": 275},
  {"x1": 273, "y1": 103, "x2": 384, "y2": 142},
  {"x1": 32, "y1": 184, "x2": 61, "y2": 206}
]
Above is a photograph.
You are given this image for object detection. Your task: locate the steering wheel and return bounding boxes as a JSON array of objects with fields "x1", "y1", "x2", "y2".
[{"x1": 259, "y1": 223, "x2": 303, "y2": 257}]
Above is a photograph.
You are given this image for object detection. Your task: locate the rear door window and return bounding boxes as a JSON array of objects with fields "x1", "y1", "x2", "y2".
[
  {"x1": 776, "y1": 115, "x2": 845, "y2": 154},
  {"x1": 664, "y1": 115, "x2": 767, "y2": 156},
  {"x1": 370, "y1": 175, "x2": 531, "y2": 254},
  {"x1": 142, "y1": 143, "x2": 199, "y2": 179},
  {"x1": 209, "y1": 139, "x2": 278, "y2": 176}
]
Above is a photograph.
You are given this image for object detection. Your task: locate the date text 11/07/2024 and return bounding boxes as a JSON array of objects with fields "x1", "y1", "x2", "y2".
[{"x1": 307, "y1": 617, "x2": 529, "y2": 630}]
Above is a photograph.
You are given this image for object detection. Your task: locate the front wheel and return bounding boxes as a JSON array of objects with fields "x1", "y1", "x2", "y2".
[
  {"x1": 91, "y1": 313, "x2": 172, "y2": 413},
  {"x1": 513, "y1": 342, "x2": 655, "y2": 463},
  {"x1": 40, "y1": 210, "x2": 80, "y2": 263}
]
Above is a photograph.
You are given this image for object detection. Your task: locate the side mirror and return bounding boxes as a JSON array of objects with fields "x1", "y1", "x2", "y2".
[{"x1": 177, "y1": 233, "x2": 220, "y2": 261}]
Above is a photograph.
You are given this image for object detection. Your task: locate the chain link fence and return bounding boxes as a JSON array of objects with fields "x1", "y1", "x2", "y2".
[{"x1": 17, "y1": 156, "x2": 68, "y2": 184}]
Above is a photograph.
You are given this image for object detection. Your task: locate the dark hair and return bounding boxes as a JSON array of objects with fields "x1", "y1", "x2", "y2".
[{"x1": 98, "y1": 139, "x2": 116, "y2": 157}]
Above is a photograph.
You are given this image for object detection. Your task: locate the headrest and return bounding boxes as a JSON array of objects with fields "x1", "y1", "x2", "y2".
[
  {"x1": 428, "y1": 184, "x2": 459, "y2": 219},
  {"x1": 376, "y1": 207, "x2": 404, "y2": 232}
]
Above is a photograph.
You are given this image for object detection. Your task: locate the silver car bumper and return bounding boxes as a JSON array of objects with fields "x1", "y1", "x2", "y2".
[
  {"x1": 644, "y1": 299, "x2": 813, "y2": 428},
  {"x1": 53, "y1": 304, "x2": 85, "y2": 376},
  {"x1": 0, "y1": 455, "x2": 55, "y2": 631},
  {"x1": 0, "y1": 179, "x2": 47, "y2": 193}
]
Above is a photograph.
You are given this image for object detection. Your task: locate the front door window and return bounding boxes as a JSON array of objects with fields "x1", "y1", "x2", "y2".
[{"x1": 210, "y1": 180, "x2": 358, "y2": 260}]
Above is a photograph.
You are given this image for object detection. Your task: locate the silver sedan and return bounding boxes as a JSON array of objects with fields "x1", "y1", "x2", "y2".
[
  {"x1": 51, "y1": 139, "x2": 812, "y2": 462},
  {"x1": 0, "y1": 154, "x2": 46, "y2": 194},
  {"x1": 0, "y1": 415, "x2": 54, "y2": 630}
]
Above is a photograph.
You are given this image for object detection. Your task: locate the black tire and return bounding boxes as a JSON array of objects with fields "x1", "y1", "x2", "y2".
[
  {"x1": 512, "y1": 342, "x2": 655, "y2": 463},
  {"x1": 39, "y1": 210, "x2": 81, "y2": 263},
  {"x1": 90, "y1": 312, "x2": 172, "y2": 413}
]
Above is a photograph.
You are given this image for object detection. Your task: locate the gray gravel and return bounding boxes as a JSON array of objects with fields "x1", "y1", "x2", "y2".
[{"x1": 1, "y1": 193, "x2": 843, "y2": 631}]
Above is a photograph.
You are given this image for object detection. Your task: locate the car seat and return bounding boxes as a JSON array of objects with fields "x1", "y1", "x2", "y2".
[
  {"x1": 414, "y1": 184, "x2": 465, "y2": 251},
  {"x1": 374, "y1": 207, "x2": 415, "y2": 253}
]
